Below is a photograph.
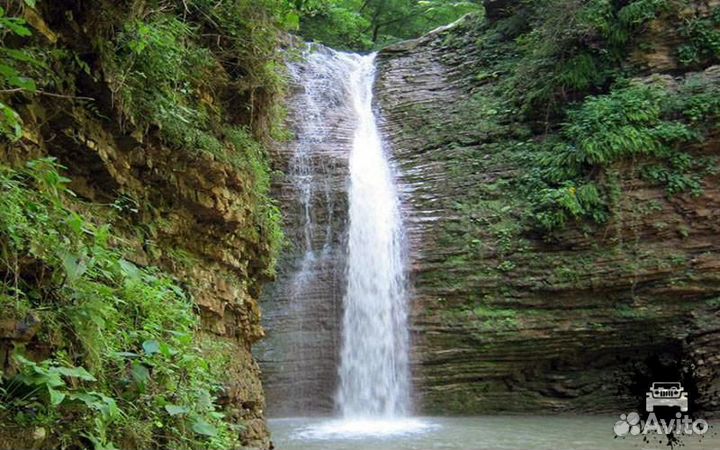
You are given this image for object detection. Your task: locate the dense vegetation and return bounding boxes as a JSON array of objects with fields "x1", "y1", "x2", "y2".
[
  {"x1": 384, "y1": 0, "x2": 719, "y2": 316},
  {"x1": 436, "y1": 0, "x2": 720, "y2": 238},
  {"x1": 294, "y1": 0, "x2": 482, "y2": 50},
  {"x1": 508, "y1": 0, "x2": 720, "y2": 231},
  {"x1": 1, "y1": 1, "x2": 487, "y2": 447},
  {"x1": 1, "y1": 0, "x2": 719, "y2": 447},
  {"x1": 0, "y1": 158, "x2": 238, "y2": 449},
  {"x1": 0, "y1": 0, "x2": 293, "y2": 448}
]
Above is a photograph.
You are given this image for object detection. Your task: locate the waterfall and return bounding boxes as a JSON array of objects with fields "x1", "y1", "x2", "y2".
[
  {"x1": 336, "y1": 52, "x2": 410, "y2": 418},
  {"x1": 260, "y1": 45, "x2": 417, "y2": 430}
]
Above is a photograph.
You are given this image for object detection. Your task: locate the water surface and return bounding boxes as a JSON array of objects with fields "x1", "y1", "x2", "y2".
[{"x1": 269, "y1": 416, "x2": 719, "y2": 450}]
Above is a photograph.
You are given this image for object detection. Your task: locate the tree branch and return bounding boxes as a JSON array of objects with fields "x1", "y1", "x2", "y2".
[{"x1": 0, "y1": 88, "x2": 95, "y2": 101}]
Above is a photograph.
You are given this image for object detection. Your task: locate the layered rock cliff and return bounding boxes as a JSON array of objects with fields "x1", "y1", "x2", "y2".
[
  {"x1": 255, "y1": 48, "x2": 352, "y2": 415},
  {"x1": 376, "y1": 2, "x2": 720, "y2": 414},
  {"x1": 0, "y1": 1, "x2": 285, "y2": 448}
]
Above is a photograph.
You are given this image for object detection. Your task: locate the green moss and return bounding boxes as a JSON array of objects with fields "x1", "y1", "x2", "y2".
[
  {"x1": 705, "y1": 297, "x2": 720, "y2": 309},
  {"x1": 441, "y1": 304, "x2": 520, "y2": 333}
]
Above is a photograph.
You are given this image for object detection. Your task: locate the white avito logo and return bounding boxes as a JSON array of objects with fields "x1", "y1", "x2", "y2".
[
  {"x1": 614, "y1": 381, "x2": 709, "y2": 437},
  {"x1": 614, "y1": 412, "x2": 643, "y2": 436}
]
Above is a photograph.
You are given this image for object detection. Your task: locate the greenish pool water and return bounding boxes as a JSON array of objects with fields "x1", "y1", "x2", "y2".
[{"x1": 268, "y1": 416, "x2": 719, "y2": 450}]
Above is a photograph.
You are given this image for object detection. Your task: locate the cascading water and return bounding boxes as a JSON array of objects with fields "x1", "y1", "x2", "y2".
[
  {"x1": 292, "y1": 49, "x2": 433, "y2": 438},
  {"x1": 336, "y1": 53, "x2": 411, "y2": 419},
  {"x1": 262, "y1": 46, "x2": 431, "y2": 437}
]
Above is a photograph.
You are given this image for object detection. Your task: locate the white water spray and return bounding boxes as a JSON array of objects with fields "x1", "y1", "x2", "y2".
[{"x1": 336, "y1": 53, "x2": 410, "y2": 419}]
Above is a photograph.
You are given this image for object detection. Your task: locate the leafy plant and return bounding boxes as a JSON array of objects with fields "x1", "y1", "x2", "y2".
[
  {"x1": 0, "y1": 5, "x2": 37, "y2": 139},
  {"x1": 560, "y1": 84, "x2": 696, "y2": 166},
  {"x1": 295, "y1": 0, "x2": 481, "y2": 50},
  {"x1": 104, "y1": 16, "x2": 214, "y2": 137},
  {"x1": 677, "y1": 8, "x2": 720, "y2": 67},
  {"x1": 99, "y1": 8, "x2": 284, "y2": 274},
  {"x1": 0, "y1": 159, "x2": 239, "y2": 449},
  {"x1": 509, "y1": 0, "x2": 673, "y2": 117},
  {"x1": 517, "y1": 81, "x2": 710, "y2": 230}
]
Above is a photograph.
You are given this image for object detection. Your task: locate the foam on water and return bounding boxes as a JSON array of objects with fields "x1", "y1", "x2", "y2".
[{"x1": 292, "y1": 418, "x2": 436, "y2": 440}]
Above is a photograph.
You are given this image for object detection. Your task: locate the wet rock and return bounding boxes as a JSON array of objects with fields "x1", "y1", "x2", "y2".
[
  {"x1": 375, "y1": 15, "x2": 720, "y2": 415},
  {"x1": 255, "y1": 50, "x2": 352, "y2": 416}
]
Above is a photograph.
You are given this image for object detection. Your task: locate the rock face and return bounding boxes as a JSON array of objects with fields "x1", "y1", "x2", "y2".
[
  {"x1": 2, "y1": 114, "x2": 274, "y2": 449},
  {"x1": 1, "y1": 117, "x2": 274, "y2": 449},
  {"x1": 375, "y1": 14, "x2": 720, "y2": 414},
  {"x1": 0, "y1": 2, "x2": 282, "y2": 448},
  {"x1": 255, "y1": 48, "x2": 353, "y2": 416}
]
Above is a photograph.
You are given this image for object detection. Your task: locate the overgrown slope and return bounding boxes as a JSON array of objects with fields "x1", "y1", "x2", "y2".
[{"x1": 0, "y1": 1, "x2": 292, "y2": 448}]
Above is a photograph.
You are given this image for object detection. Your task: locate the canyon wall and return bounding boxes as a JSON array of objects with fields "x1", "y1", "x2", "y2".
[
  {"x1": 252, "y1": 0, "x2": 720, "y2": 420},
  {"x1": 375, "y1": 4, "x2": 720, "y2": 414},
  {"x1": 0, "y1": 2, "x2": 285, "y2": 447}
]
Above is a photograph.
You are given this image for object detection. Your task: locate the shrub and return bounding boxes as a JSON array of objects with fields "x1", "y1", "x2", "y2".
[
  {"x1": 520, "y1": 82, "x2": 707, "y2": 231},
  {"x1": 99, "y1": 8, "x2": 285, "y2": 273},
  {"x1": 561, "y1": 84, "x2": 697, "y2": 166},
  {"x1": 509, "y1": 0, "x2": 673, "y2": 116},
  {"x1": 0, "y1": 5, "x2": 37, "y2": 139},
  {"x1": 677, "y1": 8, "x2": 720, "y2": 67}
]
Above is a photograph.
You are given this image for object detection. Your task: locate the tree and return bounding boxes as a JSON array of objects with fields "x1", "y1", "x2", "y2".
[{"x1": 294, "y1": 0, "x2": 482, "y2": 50}]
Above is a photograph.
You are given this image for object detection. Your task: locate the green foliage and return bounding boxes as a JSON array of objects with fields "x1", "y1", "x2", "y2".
[
  {"x1": 0, "y1": 159, "x2": 238, "y2": 449},
  {"x1": 669, "y1": 71, "x2": 720, "y2": 127},
  {"x1": 510, "y1": 0, "x2": 671, "y2": 115},
  {"x1": 420, "y1": 0, "x2": 719, "y2": 250},
  {"x1": 299, "y1": 3, "x2": 373, "y2": 50},
  {"x1": 520, "y1": 82, "x2": 709, "y2": 230},
  {"x1": 528, "y1": 180, "x2": 608, "y2": 231},
  {"x1": 560, "y1": 84, "x2": 696, "y2": 166},
  {"x1": 225, "y1": 127, "x2": 271, "y2": 195},
  {"x1": 99, "y1": 0, "x2": 294, "y2": 147},
  {"x1": 444, "y1": 304, "x2": 519, "y2": 331},
  {"x1": 5, "y1": 356, "x2": 121, "y2": 448},
  {"x1": 677, "y1": 8, "x2": 720, "y2": 67},
  {"x1": 499, "y1": 1, "x2": 719, "y2": 231},
  {"x1": 617, "y1": 0, "x2": 670, "y2": 28},
  {"x1": 225, "y1": 126, "x2": 284, "y2": 272},
  {"x1": 105, "y1": 16, "x2": 214, "y2": 142},
  {"x1": 295, "y1": 0, "x2": 482, "y2": 50},
  {"x1": 180, "y1": 0, "x2": 292, "y2": 89},
  {"x1": 101, "y1": 5, "x2": 284, "y2": 273},
  {"x1": 0, "y1": 5, "x2": 37, "y2": 139},
  {"x1": 641, "y1": 161, "x2": 703, "y2": 196}
]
